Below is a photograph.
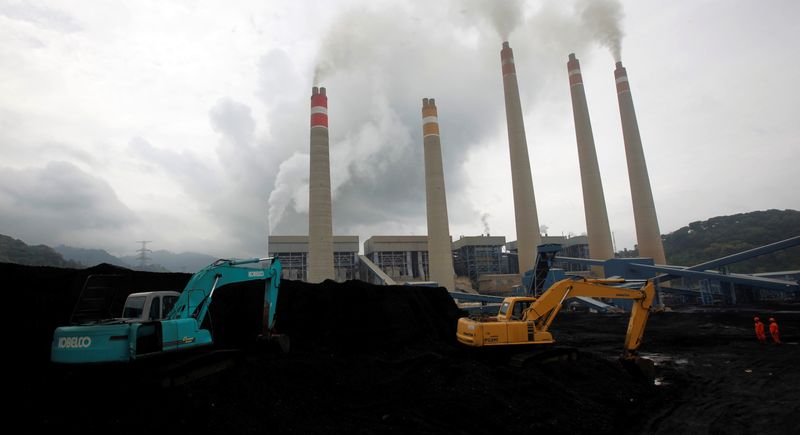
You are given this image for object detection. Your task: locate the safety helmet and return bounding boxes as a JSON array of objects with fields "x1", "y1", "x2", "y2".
[
  {"x1": 754, "y1": 316, "x2": 760, "y2": 321},
  {"x1": 769, "y1": 317, "x2": 776, "y2": 322}
]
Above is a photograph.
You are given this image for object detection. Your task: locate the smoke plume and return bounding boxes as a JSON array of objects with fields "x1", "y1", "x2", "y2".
[
  {"x1": 577, "y1": 0, "x2": 625, "y2": 61},
  {"x1": 461, "y1": 0, "x2": 525, "y2": 40},
  {"x1": 481, "y1": 213, "x2": 491, "y2": 235},
  {"x1": 312, "y1": 8, "x2": 387, "y2": 85},
  {"x1": 267, "y1": 152, "x2": 309, "y2": 233}
]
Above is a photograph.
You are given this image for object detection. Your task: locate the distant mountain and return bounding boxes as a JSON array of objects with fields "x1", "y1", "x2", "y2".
[
  {"x1": 120, "y1": 250, "x2": 218, "y2": 273},
  {"x1": 1, "y1": 234, "x2": 217, "y2": 272},
  {"x1": 662, "y1": 209, "x2": 800, "y2": 273},
  {"x1": 54, "y1": 245, "x2": 129, "y2": 268},
  {"x1": 0, "y1": 234, "x2": 80, "y2": 268}
]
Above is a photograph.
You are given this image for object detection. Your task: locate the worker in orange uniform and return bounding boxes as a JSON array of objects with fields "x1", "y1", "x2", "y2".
[
  {"x1": 769, "y1": 317, "x2": 781, "y2": 345},
  {"x1": 754, "y1": 317, "x2": 766, "y2": 344}
]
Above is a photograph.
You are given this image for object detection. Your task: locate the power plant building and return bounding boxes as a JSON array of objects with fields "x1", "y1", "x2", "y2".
[
  {"x1": 269, "y1": 235, "x2": 359, "y2": 282},
  {"x1": 505, "y1": 235, "x2": 590, "y2": 274},
  {"x1": 452, "y1": 235, "x2": 508, "y2": 285},
  {"x1": 363, "y1": 236, "x2": 430, "y2": 283}
]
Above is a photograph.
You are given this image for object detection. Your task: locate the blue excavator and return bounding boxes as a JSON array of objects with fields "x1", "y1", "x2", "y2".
[{"x1": 51, "y1": 258, "x2": 282, "y2": 364}]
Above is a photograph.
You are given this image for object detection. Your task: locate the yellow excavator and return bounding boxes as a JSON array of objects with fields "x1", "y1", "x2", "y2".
[{"x1": 456, "y1": 277, "x2": 655, "y2": 377}]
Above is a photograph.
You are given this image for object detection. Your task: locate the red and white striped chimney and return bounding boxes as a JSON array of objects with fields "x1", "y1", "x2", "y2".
[{"x1": 307, "y1": 86, "x2": 334, "y2": 282}]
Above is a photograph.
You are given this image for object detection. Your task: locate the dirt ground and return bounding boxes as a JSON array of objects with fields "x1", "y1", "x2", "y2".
[
  {"x1": 8, "y1": 262, "x2": 800, "y2": 434},
  {"x1": 554, "y1": 308, "x2": 800, "y2": 433}
]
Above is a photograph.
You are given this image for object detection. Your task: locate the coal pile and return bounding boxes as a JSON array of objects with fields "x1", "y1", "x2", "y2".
[
  {"x1": 12, "y1": 263, "x2": 799, "y2": 434},
  {"x1": 274, "y1": 279, "x2": 464, "y2": 351},
  {"x1": 206, "y1": 278, "x2": 463, "y2": 351}
]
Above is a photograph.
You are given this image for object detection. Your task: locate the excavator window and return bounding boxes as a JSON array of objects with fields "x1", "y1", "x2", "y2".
[
  {"x1": 123, "y1": 296, "x2": 146, "y2": 319},
  {"x1": 510, "y1": 301, "x2": 531, "y2": 320},
  {"x1": 148, "y1": 296, "x2": 161, "y2": 320},
  {"x1": 163, "y1": 296, "x2": 178, "y2": 317}
]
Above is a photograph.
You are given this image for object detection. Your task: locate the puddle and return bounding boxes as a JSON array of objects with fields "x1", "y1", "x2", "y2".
[
  {"x1": 638, "y1": 352, "x2": 690, "y2": 366},
  {"x1": 653, "y1": 377, "x2": 670, "y2": 386}
]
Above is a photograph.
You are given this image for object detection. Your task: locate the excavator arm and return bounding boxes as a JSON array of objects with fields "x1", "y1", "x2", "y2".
[{"x1": 522, "y1": 278, "x2": 654, "y2": 357}]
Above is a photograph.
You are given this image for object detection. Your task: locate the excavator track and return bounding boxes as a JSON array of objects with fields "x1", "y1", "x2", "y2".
[{"x1": 52, "y1": 347, "x2": 243, "y2": 391}]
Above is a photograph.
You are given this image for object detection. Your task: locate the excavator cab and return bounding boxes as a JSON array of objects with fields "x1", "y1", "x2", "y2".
[{"x1": 508, "y1": 300, "x2": 532, "y2": 321}]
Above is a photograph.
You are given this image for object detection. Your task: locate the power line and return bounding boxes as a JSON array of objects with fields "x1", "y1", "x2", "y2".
[{"x1": 136, "y1": 240, "x2": 152, "y2": 269}]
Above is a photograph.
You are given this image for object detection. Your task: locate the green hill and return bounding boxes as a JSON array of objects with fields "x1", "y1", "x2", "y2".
[
  {"x1": 0, "y1": 234, "x2": 81, "y2": 268},
  {"x1": 663, "y1": 209, "x2": 800, "y2": 272}
]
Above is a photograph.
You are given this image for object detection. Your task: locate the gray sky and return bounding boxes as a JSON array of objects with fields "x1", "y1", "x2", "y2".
[{"x1": 1, "y1": 0, "x2": 798, "y2": 259}]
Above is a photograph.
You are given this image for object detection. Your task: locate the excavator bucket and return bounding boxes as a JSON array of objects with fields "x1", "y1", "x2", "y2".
[{"x1": 620, "y1": 356, "x2": 655, "y2": 381}]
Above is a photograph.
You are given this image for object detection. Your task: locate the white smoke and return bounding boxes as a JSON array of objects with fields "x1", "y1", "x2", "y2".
[
  {"x1": 313, "y1": 7, "x2": 390, "y2": 85},
  {"x1": 330, "y1": 89, "x2": 412, "y2": 194},
  {"x1": 577, "y1": 0, "x2": 625, "y2": 61},
  {"x1": 267, "y1": 152, "x2": 309, "y2": 233},
  {"x1": 459, "y1": 0, "x2": 525, "y2": 40}
]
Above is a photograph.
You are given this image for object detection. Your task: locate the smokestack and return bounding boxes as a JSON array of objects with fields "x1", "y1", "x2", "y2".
[
  {"x1": 501, "y1": 41, "x2": 541, "y2": 272},
  {"x1": 307, "y1": 86, "x2": 334, "y2": 282},
  {"x1": 567, "y1": 53, "x2": 614, "y2": 275},
  {"x1": 614, "y1": 62, "x2": 666, "y2": 264},
  {"x1": 422, "y1": 98, "x2": 455, "y2": 291}
]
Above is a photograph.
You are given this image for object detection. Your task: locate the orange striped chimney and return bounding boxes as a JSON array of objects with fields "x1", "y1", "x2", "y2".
[
  {"x1": 568, "y1": 53, "x2": 614, "y2": 275},
  {"x1": 501, "y1": 41, "x2": 541, "y2": 273},
  {"x1": 421, "y1": 98, "x2": 455, "y2": 291},
  {"x1": 614, "y1": 62, "x2": 666, "y2": 264}
]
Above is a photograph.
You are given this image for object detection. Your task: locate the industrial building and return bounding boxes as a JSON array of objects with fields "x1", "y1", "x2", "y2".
[
  {"x1": 268, "y1": 235, "x2": 359, "y2": 282},
  {"x1": 452, "y1": 235, "x2": 508, "y2": 285},
  {"x1": 363, "y1": 236, "x2": 430, "y2": 283},
  {"x1": 505, "y1": 235, "x2": 590, "y2": 274}
]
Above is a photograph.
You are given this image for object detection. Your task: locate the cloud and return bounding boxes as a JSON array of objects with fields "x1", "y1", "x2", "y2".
[
  {"x1": 5, "y1": 0, "x2": 796, "y2": 259},
  {"x1": 0, "y1": 1, "x2": 82, "y2": 33},
  {"x1": 209, "y1": 98, "x2": 256, "y2": 149},
  {"x1": 0, "y1": 161, "x2": 136, "y2": 247},
  {"x1": 127, "y1": 136, "x2": 218, "y2": 196}
]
